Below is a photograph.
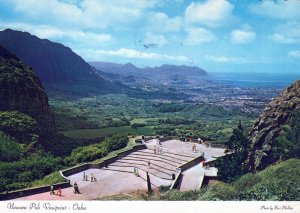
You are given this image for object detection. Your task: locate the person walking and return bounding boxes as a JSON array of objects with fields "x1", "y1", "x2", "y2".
[{"x1": 148, "y1": 161, "x2": 151, "y2": 168}]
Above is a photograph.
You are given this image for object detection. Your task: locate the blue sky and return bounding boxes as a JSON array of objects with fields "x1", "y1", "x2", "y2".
[{"x1": 0, "y1": 0, "x2": 300, "y2": 73}]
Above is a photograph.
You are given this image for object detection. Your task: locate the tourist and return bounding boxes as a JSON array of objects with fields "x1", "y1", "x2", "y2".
[
  {"x1": 74, "y1": 182, "x2": 80, "y2": 194},
  {"x1": 50, "y1": 185, "x2": 55, "y2": 195},
  {"x1": 198, "y1": 138, "x2": 201, "y2": 144},
  {"x1": 154, "y1": 145, "x2": 156, "y2": 154},
  {"x1": 159, "y1": 145, "x2": 162, "y2": 154},
  {"x1": 134, "y1": 167, "x2": 140, "y2": 176},
  {"x1": 192, "y1": 144, "x2": 196, "y2": 152},
  {"x1": 57, "y1": 186, "x2": 62, "y2": 196},
  {"x1": 83, "y1": 172, "x2": 86, "y2": 181},
  {"x1": 148, "y1": 161, "x2": 151, "y2": 168},
  {"x1": 91, "y1": 173, "x2": 96, "y2": 182}
]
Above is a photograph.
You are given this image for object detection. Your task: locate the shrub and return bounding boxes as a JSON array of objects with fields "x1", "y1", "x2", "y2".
[
  {"x1": 65, "y1": 134, "x2": 128, "y2": 166},
  {"x1": 0, "y1": 154, "x2": 63, "y2": 192},
  {"x1": 0, "y1": 131, "x2": 22, "y2": 161},
  {"x1": 103, "y1": 134, "x2": 128, "y2": 153},
  {"x1": 0, "y1": 111, "x2": 38, "y2": 144}
]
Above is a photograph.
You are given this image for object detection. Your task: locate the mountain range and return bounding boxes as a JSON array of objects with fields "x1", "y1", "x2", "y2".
[
  {"x1": 90, "y1": 61, "x2": 207, "y2": 85},
  {"x1": 0, "y1": 29, "x2": 127, "y2": 96}
]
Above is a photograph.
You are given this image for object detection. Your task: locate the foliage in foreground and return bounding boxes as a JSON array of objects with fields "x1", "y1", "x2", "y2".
[
  {"x1": 214, "y1": 122, "x2": 250, "y2": 182},
  {"x1": 0, "y1": 153, "x2": 63, "y2": 192},
  {"x1": 154, "y1": 158, "x2": 300, "y2": 201},
  {"x1": 273, "y1": 110, "x2": 300, "y2": 160}
]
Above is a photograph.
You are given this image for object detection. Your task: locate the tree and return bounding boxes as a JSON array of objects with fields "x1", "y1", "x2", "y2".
[{"x1": 215, "y1": 121, "x2": 250, "y2": 182}]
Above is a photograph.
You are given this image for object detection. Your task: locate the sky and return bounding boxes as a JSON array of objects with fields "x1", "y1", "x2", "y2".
[{"x1": 0, "y1": 0, "x2": 300, "y2": 73}]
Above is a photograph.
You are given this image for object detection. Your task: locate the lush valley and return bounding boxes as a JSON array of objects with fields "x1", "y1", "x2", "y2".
[{"x1": 0, "y1": 29, "x2": 299, "y2": 201}]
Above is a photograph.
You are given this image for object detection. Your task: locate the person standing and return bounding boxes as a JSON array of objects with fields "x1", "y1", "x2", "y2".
[
  {"x1": 57, "y1": 186, "x2": 62, "y2": 196},
  {"x1": 159, "y1": 145, "x2": 162, "y2": 154},
  {"x1": 154, "y1": 145, "x2": 157, "y2": 154},
  {"x1": 148, "y1": 161, "x2": 151, "y2": 168},
  {"x1": 50, "y1": 185, "x2": 55, "y2": 195},
  {"x1": 91, "y1": 174, "x2": 96, "y2": 182},
  {"x1": 83, "y1": 172, "x2": 86, "y2": 181},
  {"x1": 74, "y1": 182, "x2": 80, "y2": 194}
]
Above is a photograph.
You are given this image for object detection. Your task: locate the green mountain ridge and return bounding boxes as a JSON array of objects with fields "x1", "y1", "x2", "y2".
[
  {"x1": 0, "y1": 29, "x2": 128, "y2": 96},
  {"x1": 0, "y1": 45, "x2": 59, "y2": 152}
]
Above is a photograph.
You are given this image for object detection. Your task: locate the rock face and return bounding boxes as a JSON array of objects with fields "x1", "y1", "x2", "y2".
[
  {"x1": 246, "y1": 80, "x2": 300, "y2": 171},
  {"x1": 0, "y1": 45, "x2": 58, "y2": 150}
]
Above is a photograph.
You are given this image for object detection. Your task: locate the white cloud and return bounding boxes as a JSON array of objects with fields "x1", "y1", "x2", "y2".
[
  {"x1": 204, "y1": 55, "x2": 249, "y2": 64},
  {"x1": 185, "y1": 27, "x2": 217, "y2": 45},
  {"x1": 143, "y1": 32, "x2": 168, "y2": 47},
  {"x1": 250, "y1": 0, "x2": 300, "y2": 20},
  {"x1": 271, "y1": 22, "x2": 300, "y2": 44},
  {"x1": 288, "y1": 50, "x2": 300, "y2": 59},
  {"x1": 0, "y1": 22, "x2": 112, "y2": 45},
  {"x1": 147, "y1": 12, "x2": 182, "y2": 32},
  {"x1": 78, "y1": 48, "x2": 191, "y2": 62},
  {"x1": 5, "y1": 0, "x2": 159, "y2": 29},
  {"x1": 231, "y1": 29, "x2": 256, "y2": 44},
  {"x1": 184, "y1": 0, "x2": 235, "y2": 28}
]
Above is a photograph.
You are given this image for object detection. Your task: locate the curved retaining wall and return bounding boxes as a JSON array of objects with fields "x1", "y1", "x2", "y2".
[
  {"x1": 0, "y1": 144, "x2": 146, "y2": 201},
  {"x1": 61, "y1": 144, "x2": 146, "y2": 177},
  {"x1": 0, "y1": 181, "x2": 71, "y2": 201}
]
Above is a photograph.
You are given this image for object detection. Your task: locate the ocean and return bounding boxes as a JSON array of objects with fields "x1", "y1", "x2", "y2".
[{"x1": 207, "y1": 72, "x2": 300, "y2": 88}]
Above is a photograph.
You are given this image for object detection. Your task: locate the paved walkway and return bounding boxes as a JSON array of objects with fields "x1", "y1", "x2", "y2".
[{"x1": 14, "y1": 140, "x2": 225, "y2": 200}]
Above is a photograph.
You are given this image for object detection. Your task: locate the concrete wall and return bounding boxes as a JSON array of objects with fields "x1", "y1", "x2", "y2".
[
  {"x1": 60, "y1": 144, "x2": 146, "y2": 177},
  {"x1": 0, "y1": 144, "x2": 147, "y2": 201},
  {"x1": 0, "y1": 181, "x2": 71, "y2": 201},
  {"x1": 178, "y1": 156, "x2": 203, "y2": 172}
]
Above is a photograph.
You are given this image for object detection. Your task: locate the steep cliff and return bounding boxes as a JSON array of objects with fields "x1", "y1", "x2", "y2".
[
  {"x1": 0, "y1": 45, "x2": 58, "y2": 151},
  {"x1": 246, "y1": 80, "x2": 300, "y2": 171}
]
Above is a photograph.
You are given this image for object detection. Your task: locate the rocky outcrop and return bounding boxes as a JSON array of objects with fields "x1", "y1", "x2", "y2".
[
  {"x1": 246, "y1": 80, "x2": 300, "y2": 171},
  {"x1": 0, "y1": 45, "x2": 58, "y2": 150}
]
